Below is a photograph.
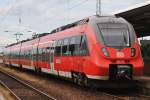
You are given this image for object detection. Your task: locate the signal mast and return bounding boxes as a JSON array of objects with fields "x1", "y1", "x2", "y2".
[
  {"x1": 96, "y1": 0, "x2": 101, "y2": 16},
  {"x1": 14, "y1": 17, "x2": 23, "y2": 43}
]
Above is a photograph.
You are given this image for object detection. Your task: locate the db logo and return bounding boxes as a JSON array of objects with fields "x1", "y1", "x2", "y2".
[
  {"x1": 56, "y1": 59, "x2": 61, "y2": 64},
  {"x1": 117, "y1": 52, "x2": 124, "y2": 58}
]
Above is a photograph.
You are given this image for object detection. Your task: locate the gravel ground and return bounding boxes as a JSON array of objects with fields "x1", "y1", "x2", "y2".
[
  {"x1": 0, "y1": 65, "x2": 146, "y2": 100},
  {"x1": 0, "y1": 84, "x2": 15, "y2": 100},
  {"x1": 144, "y1": 60, "x2": 150, "y2": 76}
]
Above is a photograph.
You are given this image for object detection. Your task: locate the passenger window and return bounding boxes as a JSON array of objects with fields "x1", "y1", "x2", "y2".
[
  {"x1": 62, "y1": 38, "x2": 69, "y2": 56},
  {"x1": 42, "y1": 48, "x2": 46, "y2": 61},
  {"x1": 68, "y1": 37, "x2": 76, "y2": 56},
  {"x1": 73, "y1": 36, "x2": 81, "y2": 56},
  {"x1": 38, "y1": 48, "x2": 41, "y2": 61},
  {"x1": 55, "y1": 40, "x2": 62, "y2": 56}
]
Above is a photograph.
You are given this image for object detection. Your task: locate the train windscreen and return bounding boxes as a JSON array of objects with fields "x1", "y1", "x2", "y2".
[{"x1": 98, "y1": 23, "x2": 130, "y2": 47}]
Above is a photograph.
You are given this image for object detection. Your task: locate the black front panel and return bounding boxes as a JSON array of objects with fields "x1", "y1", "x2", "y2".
[{"x1": 109, "y1": 64, "x2": 133, "y2": 80}]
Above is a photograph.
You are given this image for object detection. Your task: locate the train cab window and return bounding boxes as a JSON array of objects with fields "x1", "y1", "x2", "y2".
[
  {"x1": 55, "y1": 40, "x2": 62, "y2": 56},
  {"x1": 62, "y1": 38, "x2": 69, "y2": 56},
  {"x1": 80, "y1": 35, "x2": 89, "y2": 56}
]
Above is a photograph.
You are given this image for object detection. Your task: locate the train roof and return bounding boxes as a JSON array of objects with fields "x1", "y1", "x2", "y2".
[
  {"x1": 6, "y1": 15, "x2": 124, "y2": 48},
  {"x1": 90, "y1": 15, "x2": 129, "y2": 24}
]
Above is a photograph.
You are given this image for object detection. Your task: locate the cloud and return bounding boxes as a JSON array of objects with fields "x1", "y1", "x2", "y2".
[
  {"x1": 0, "y1": 0, "x2": 148, "y2": 46},
  {"x1": 0, "y1": 3, "x2": 12, "y2": 16}
]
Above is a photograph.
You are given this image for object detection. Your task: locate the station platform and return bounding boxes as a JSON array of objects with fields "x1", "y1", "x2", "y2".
[
  {"x1": 138, "y1": 76, "x2": 150, "y2": 88},
  {"x1": 137, "y1": 76, "x2": 150, "y2": 95}
]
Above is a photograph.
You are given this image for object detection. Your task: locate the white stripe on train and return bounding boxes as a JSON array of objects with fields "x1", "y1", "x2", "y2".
[{"x1": 5, "y1": 62, "x2": 134, "y2": 80}]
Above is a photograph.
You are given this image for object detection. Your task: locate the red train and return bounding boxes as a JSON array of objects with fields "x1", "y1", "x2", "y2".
[{"x1": 3, "y1": 15, "x2": 144, "y2": 87}]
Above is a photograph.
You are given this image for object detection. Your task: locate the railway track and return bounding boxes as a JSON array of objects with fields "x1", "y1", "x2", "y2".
[
  {"x1": 101, "y1": 89, "x2": 150, "y2": 100},
  {"x1": 0, "y1": 65, "x2": 150, "y2": 100},
  {"x1": 0, "y1": 70, "x2": 56, "y2": 100},
  {"x1": 105, "y1": 93, "x2": 150, "y2": 100}
]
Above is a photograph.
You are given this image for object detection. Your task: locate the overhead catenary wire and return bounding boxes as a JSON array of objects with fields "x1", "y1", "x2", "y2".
[
  {"x1": 45, "y1": 0, "x2": 90, "y2": 21},
  {"x1": 68, "y1": 0, "x2": 89, "y2": 10},
  {"x1": 1, "y1": 0, "x2": 92, "y2": 34},
  {"x1": 0, "y1": 0, "x2": 93, "y2": 35}
]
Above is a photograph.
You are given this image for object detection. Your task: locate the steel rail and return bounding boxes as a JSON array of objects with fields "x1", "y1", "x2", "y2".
[
  {"x1": 102, "y1": 92, "x2": 126, "y2": 100},
  {"x1": 0, "y1": 64, "x2": 149, "y2": 100},
  {"x1": 0, "y1": 80, "x2": 21, "y2": 100},
  {"x1": 102, "y1": 91, "x2": 150, "y2": 100},
  {"x1": 0, "y1": 70, "x2": 57, "y2": 100}
]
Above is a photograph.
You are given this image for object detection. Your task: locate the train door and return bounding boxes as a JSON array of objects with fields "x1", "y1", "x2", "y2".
[
  {"x1": 61, "y1": 38, "x2": 71, "y2": 77},
  {"x1": 54, "y1": 40, "x2": 62, "y2": 76},
  {"x1": 76, "y1": 21, "x2": 87, "y2": 72},
  {"x1": 76, "y1": 36, "x2": 81, "y2": 72},
  {"x1": 31, "y1": 45, "x2": 38, "y2": 67},
  {"x1": 50, "y1": 41, "x2": 55, "y2": 74}
]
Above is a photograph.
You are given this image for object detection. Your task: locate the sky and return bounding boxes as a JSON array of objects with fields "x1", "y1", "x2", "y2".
[{"x1": 0, "y1": 0, "x2": 149, "y2": 49}]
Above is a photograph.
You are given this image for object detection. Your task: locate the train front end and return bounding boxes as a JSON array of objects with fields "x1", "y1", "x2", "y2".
[{"x1": 86, "y1": 16, "x2": 144, "y2": 86}]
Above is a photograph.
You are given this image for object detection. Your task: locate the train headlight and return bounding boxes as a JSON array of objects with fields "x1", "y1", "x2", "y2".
[
  {"x1": 131, "y1": 48, "x2": 136, "y2": 57},
  {"x1": 102, "y1": 48, "x2": 109, "y2": 57}
]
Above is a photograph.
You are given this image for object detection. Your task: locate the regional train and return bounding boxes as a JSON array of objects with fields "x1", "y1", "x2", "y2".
[{"x1": 2, "y1": 15, "x2": 144, "y2": 87}]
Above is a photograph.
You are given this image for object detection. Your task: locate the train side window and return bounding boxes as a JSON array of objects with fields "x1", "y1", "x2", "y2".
[
  {"x1": 38, "y1": 48, "x2": 42, "y2": 61},
  {"x1": 68, "y1": 37, "x2": 76, "y2": 56},
  {"x1": 22, "y1": 51, "x2": 24, "y2": 59},
  {"x1": 27, "y1": 50, "x2": 29, "y2": 59},
  {"x1": 62, "y1": 38, "x2": 69, "y2": 56},
  {"x1": 45, "y1": 47, "x2": 50, "y2": 61},
  {"x1": 20, "y1": 51, "x2": 22, "y2": 59},
  {"x1": 43, "y1": 48, "x2": 47, "y2": 61},
  {"x1": 26, "y1": 51, "x2": 28, "y2": 59},
  {"x1": 23, "y1": 51, "x2": 25, "y2": 59},
  {"x1": 32, "y1": 48, "x2": 37, "y2": 61},
  {"x1": 74, "y1": 36, "x2": 81, "y2": 56},
  {"x1": 42, "y1": 48, "x2": 45, "y2": 61},
  {"x1": 37, "y1": 48, "x2": 40, "y2": 61},
  {"x1": 54, "y1": 41, "x2": 58, "y2": 56},
  {"x1": 80, "y1": 35, "x2": 89, "y2": 56},
  {"x1": 46, "y1": 47, "x2": 50, "y2": 53},
  {"x1": 55, "y1": 40, "x2": 62, "y2": 56},
  {"x1": 40, "y1": 48, "x2": 43, "y2": 61}
]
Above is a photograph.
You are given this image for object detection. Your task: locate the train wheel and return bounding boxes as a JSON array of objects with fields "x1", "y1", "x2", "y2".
[
  {"x1": 73, "y1": 76, "x2": 78, "y2": 84},
  {"x1": 35, "y1": 67, "x2": 41, "y2": 74},
  {"x1": 83, "y1": 76, "x2": 88, "y2": 87},
  {"x1": 19, "y1": 65, "x2": 22, "y2": 70},
  {"x1": 72, "y1": 72, "x2": 88, "y2": 87},
  {"x1": 72, "y1": 73, "x2": 78, "y2": 84},
  {"x1": 9, "y1": 63, "x2": 11, "y2": 67},
  {"x1": 77, "y1": 73, "x2": 89, "y2": 87},
  {"x1": 77, "y1": 73, "x2": 83, "y2": 86}
]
